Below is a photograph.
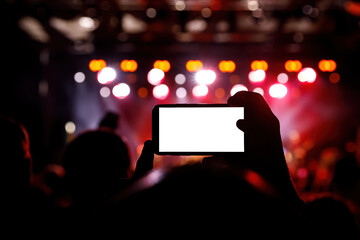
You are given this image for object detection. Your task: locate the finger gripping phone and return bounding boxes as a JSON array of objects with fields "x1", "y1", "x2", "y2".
[{"x1": 152, "y1": 104, "x2": 244, "y2": 155}]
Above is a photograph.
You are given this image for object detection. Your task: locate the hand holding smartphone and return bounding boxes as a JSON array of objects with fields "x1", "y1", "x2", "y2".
[{"x1": 152, "y1": 104, "x2": 244, "y2": 155}]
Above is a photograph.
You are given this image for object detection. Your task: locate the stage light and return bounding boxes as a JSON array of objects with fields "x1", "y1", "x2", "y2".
[
  {"x1": 100, "y1": 87, "x2": 111, "y2": 98},
  {"x1": 120, "y1": 60, "x2": 138, "y2": 72},
  {"x1": 89, "y1": 59, "x2": 106, "y2": 72},
  {"x1": 186, "y1": 60, "x2": 203, "y2": 72},
  {"x1": 230, "y1": 84, "x2": 248, "y2": 96},
  {"x1": 297, "y1": 67, "x2": 317, "y2": 83},
  {"x1": 112, "y1": 83, "x2": 130, "y2": 99},
  {"x1": 74, "y1": 72, "x2": 85, "y2": 83},
  {"x1": 253, "y1": 87, "x2": 264, "y2": 96},
  {"x1": 297, "y1": 168, "x2": 308, "y2": 179},
  {"x1": 285, "y1": 60, "x2": 302, "y2": 72},
  {"x1": 201, "y1": 7, "x2": 212, "y2": 18},
  {"x1": 195, "y1": 69, "x2": 216, "y2": 85},
  {"x1": 192, "y1": 85, "x2": 209, "y2": 98},
  {"x1": 153, "y1": 60, "x2": 171, "y2": 72},
  {"x1": 329, "y1": 72, "x2": 340, "y2": 84},
  {"x1": 137, "y1": 87, "x2": 148, "y2": 98},
  {"x1": 219, "y1": 60, "x2": 236, "y2": 73},
  {"x1": 147, "y1": 68, "x2": 165, "y2": 85},
  {"x1": 215, "y1": 88, "x2": 225, "y2": 98},
  {"x1": 277, "y1": 73, "x2": 288, "y2": 83},
  {"x1": 146, "y1": 8, "x2": 157, "y2": 18},
  {"x1": 269, "y1": 83, "x2": 287, "y2": 99},
  {"x1": 97, "y1": 67, "x2": 116, "y2": 84},
  {"x1": 176, "y1": 87, "x2": 187, "y2": 98},
  {"x1": 78, "y1": 16, "x2": 96, "y2": 30},
  {"x1": 175, "y1": 73, "x2": 186, "y2": 85},
  {"x1": 175, "y1": 1, "x2": 186, "y2": 11},
  {"x1": 318, "y1": 60, "x2": 336, "y2": 72},
  {"x1": 247, "y1": 0, "x2": 259, "y2": 11},
  {"x1": 65, "y1": 121, "x2": 76, "y2": 134},
  {"x1": 250, "y1": 60, "x2": 268, "y2": 71},
  {"x1": 153, "y1": 84, "x2": 170, "y2": 100},
  {"x1": 248, "y1": 69, "x2": 266, "y2": 84}
]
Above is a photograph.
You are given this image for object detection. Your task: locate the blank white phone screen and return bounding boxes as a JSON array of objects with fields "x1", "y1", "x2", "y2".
[{"x1": 159, "y1": 107, "x2": 244, "y2": 153}]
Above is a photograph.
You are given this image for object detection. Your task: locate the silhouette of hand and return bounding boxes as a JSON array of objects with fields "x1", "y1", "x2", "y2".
[
  {"x1": 204, "y1": 91, "x2": 301, "y2": 203},
  {"x1": 133, "y1": 140, "x2": 154, "y2": 179}
]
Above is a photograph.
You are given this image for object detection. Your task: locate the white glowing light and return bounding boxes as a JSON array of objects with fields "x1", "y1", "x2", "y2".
[
  {"x1": 297, "y1": 67, "x2": 317, "y2": 83},
  {"x1": 185, "y1": 19, "x2": 207, "y2": 33},
  {"x1": 74, "y1": 72, "x2": 85, "y2": 83},
  {"x1": 175, "y1": 1, "x2": 186, "y2": 11},
  {"x1": 277, "y1": 73, "x2": 288, "y2": 84},
  {"x1": 97, "y1": 67, "x2": 116, "y2": 84},
  {"x1": 100, "y1": 87, "x2": 111, "y2": 98},
  {"x1": 253, "y1": 87, "x2": 264, "y2": 96},
  {"x1": 269, "y1": 83, "x2": 288, "y2": 99},
  {"x1": 176, "y1": 87, "x2": 187, "y2": 98},
  {"x1": 148, "y1": 68, "x2": 165, "y2": 85},
  {"x1": 175, "y1": 73, "x2": 186, "y2": 85},
  {"x1": 248, "y1": 0, "x2": 259, "y2": 11},
  {"x1": 65, "y1": 121, "x2": 76, "y2": 134},
  {"x1": 78, "y1": 16, "x2": 96, "y2": 30},
  {"x1": 153, "y1": 84, "x2": 170, "y2": 100},
  {"x1": 112, "y1": 83, "x2": 130, "y2": 99},
  {"x1": 195, "y1": 69, "x2": 216, "y2": 85},
  {"x1": 230, "y1": 84, "x2": 248, "y2": 96},
  {"x1": 192, "y1": 85, "x2": 209, "y2": 98},
  {"x1": 248, "y1": 69, "x2": 266, "y2": 83}
]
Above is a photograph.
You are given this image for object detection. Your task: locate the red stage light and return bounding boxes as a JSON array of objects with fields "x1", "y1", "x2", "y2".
[
  {"x1": 248, "y1": 69, "x2": 266, "y2": 84},
  {"x1": 147, "y1": 68, "x2": 165, "y2": 85},
  {"x1": 153, "y1": 84, "x2": 169, "y2": 100},
  {"x1": 269, "y1": 83, "x2": 287, "y2": 99},
  {"x1": 297, "y1": 68, "x2": 317, "y2": 83},
  {"x1": 137, "y1": 87, "x2": 149, "y2": 98}
]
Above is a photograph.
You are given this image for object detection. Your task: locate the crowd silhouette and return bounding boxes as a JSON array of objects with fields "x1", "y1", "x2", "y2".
[{"x1": 1, "y1": 92, "x2": 359, "y2": 238}]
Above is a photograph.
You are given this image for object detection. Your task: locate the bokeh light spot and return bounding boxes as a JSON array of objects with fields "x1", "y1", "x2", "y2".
[{"x1": 112, "y1": 83, "x2": 130, "y2": 99}]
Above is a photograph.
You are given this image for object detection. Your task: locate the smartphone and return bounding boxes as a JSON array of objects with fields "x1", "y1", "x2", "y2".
[{"x1": 152, "y1": 104, "x2": 244, "y2": 155}]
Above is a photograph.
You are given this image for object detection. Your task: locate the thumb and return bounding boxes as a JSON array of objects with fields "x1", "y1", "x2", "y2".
[{"x1": 236, "y1": 119, "x2": 248, "y2": 133}]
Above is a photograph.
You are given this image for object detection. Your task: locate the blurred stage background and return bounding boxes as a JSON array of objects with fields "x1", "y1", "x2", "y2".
[{"x1": 1, "y1": 0, "x2": 360, "y2": 194}]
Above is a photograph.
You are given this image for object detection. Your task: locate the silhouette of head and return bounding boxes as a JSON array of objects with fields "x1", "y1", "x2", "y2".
[
  {"x1": 98, "y1": 112, "x2": 119, "y2": 131},
  {"x1": 62, "y1": 130, "x2": 130, "y2": 207},
  {"x1": 0, "y1": 116, "x2": 31, "y2": 193}
]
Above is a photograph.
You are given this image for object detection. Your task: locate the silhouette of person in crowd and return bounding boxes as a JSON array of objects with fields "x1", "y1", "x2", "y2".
[
  {"x1": 0, "y1": 116, "x2": 32, "y2": 198},
  {"x1": 98, "y1": 111, "x2": 119, "y2": 132},
  {"x1": 99, "y1": 91, "x2": 358, "y2": 239},
  {"x1": 98, "y1": 92, "x2": 307, "y2": 237},
  {"x1": 0, "y1": 116, "x2": 32, "y2": 235},
  {"x1": 58, "y1": 112, "x2": 153, "y2": 234}
]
